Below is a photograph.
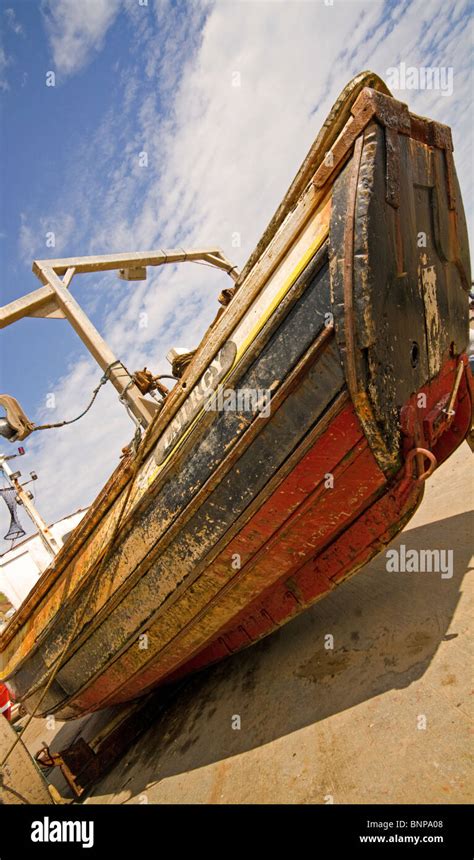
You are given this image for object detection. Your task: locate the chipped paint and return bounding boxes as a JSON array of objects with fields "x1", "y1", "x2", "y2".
[{"x1": 419, "y1": 257, "x2": 442, "y2": 377}]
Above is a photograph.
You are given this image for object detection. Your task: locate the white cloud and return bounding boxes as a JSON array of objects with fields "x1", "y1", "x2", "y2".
[
  {"x1": 41, "y1": 0, "x2": 121, "y2": 76},
  {"x1": 19, "y1": 213, "x2": 76, "y2": 263},
  {"x1": 10, "y1": 0, "x2": 473, "y2": 535},
  {"x1": 4, "y1": 8, "x2": 23, "y2": 36},
  {"x1": 0, "y1": 45, "x2": 11, "y2": 92}
]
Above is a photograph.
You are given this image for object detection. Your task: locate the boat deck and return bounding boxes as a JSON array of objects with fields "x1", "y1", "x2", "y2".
[{"x1": 17, "y1": 442, "x2": 472, "y2": 804}]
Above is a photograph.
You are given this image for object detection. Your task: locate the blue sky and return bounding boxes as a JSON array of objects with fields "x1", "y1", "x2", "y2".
[{"x1": 0, "y1": 0, "x2": 472, "y2": 547}]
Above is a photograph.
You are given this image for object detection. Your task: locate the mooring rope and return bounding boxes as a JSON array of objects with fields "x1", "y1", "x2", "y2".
[{"x1": 0, "y1": 422, "x2": 149, "y2": 787}]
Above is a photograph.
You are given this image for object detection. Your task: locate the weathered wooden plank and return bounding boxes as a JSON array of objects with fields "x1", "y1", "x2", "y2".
[{"x1": 0, "y1": 286, "x2": 55, "y2": 327}]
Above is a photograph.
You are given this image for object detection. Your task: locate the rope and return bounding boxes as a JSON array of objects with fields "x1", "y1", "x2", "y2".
[
  {"x1": 0, "y1": 359, "x2": 163, "y2": 779},
  {"x1": 32, "y1": 361, "x2": 122, "y2": 432},
  {"x1": 0, "y1": 436, "x2": 147, "y2": 781}
]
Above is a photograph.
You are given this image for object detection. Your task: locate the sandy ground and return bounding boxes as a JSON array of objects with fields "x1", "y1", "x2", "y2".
[{"x1": 21, "y1": 441, "x2": 473, "y2": 804}]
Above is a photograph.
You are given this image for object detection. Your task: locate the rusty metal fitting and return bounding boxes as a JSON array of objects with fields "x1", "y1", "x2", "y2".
[{"x1": 404, "y1": 447, "x2": 437, "y2": 484}]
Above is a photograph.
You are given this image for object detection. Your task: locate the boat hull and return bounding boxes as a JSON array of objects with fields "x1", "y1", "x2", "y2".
[{"x1": 1, "y1": 74, "x2": 471, "y2": 719}]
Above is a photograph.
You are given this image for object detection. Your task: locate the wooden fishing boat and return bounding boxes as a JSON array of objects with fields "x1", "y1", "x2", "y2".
[{"x1": 0, "y1": 72, "x2": 471, "y2": 720}]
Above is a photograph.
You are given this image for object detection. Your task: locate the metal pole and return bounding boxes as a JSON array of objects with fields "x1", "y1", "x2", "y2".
[{"x1": 0, "y1": 456, "x2": 61, "y2": 556}]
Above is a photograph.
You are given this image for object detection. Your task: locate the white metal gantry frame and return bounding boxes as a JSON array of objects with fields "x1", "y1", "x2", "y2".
[{"x1": 0, "y1": 248, "x2": 240, "y2": 428}]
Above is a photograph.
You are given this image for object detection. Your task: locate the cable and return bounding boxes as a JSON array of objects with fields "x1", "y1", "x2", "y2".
[{"x1": 32, "y1": 361, "x2": 122, "y2": 432}]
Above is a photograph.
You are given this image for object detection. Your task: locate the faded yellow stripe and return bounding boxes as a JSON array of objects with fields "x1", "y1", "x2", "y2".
[{"x1": 236, "y1": 198, "x2": 331, "y2": 362}]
